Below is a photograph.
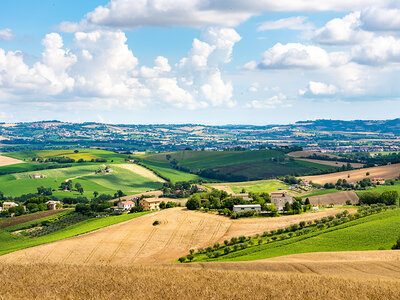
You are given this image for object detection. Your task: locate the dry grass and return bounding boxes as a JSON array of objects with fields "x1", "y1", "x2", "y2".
[
  {"x1": 0, "y1": 154, "x2": 24, "y2": 166},
  {"x1": 301, "y1": 163, "x2": 400, "y2": 185},
  {"x1": 288, "y1": 150, "x2": 341, "y2": 159},
  {"x1": 307, "y1": 191, "x2": 359, "y2": 205},
  {"x1": 0, "y1": 208, "x2": 355, "y2": 265},
  {"x1": 0, "y1": 262, "x2": 399, "y2": 300}
]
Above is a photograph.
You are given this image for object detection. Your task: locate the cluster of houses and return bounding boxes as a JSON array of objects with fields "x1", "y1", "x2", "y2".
[
  {"x1": 0, "y1": 200, "x2": 62, "y2": 212},
  {"x1": 232, "y1": 192, "x2": 295, "y2": 213},
  {"x1": 117, "y1": 198, "x2": 162, "y2": 211},
  {"x1": 371, "y1": 177, "x2": 385, "y2": 185}
]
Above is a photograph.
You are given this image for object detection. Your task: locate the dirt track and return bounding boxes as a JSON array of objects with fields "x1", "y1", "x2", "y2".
[
  {"x1": 0, "y1": 154, "x2": 24, "y2": 167},
  {"x1": 301, "y1": 163, "x2": 400, "y2": 184},
  {"x1": 0, "y1": 208, "x2": 354, "y2": 265}
]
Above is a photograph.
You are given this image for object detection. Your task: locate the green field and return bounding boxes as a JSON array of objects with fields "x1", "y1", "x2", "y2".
[
  {"x1": 0, "y1": 164, "x2": 163, "y2": 197},
  {"x1": 135, "y1": 150, "x2": 335, "y2": 182},
  {"x1": 357, "y1": 181, "x2": 400, "y2": 196},
  {"x1": 193, "y1": 209, "x2": 400, "y2": 262},
  {"x1": 207, "y1": 180, "x2": 290, "y2": 193},
  {"x1": 0, "y1": 211, "x2": 152, "y2": 256},
  {"x1": 139, "y1": 160, "x2": 202, "y2": 183},
  {"x1": 5, "y1": 149, "x2": 128, "y2": 163}
]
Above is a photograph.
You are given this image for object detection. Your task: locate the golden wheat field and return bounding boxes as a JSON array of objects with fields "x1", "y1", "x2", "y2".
[
  {"x1": 301, "y1": 163, "x2": 400, "y2": 185},
  {"x1": 0, "y1": 262, "x2": 399, "y2": 300},
  {"x1": 307, "y1": 191, "x2": 359, "y2": 205},
  {"x1": 0, "y1": 207, "x2": 354, "y2": 265},
  {"x1": 0, "y1": 154, "x2": 24, "y2": 166}
]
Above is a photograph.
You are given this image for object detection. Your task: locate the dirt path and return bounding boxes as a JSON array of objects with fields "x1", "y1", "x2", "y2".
[
  {"x1": 0, "y1": 154, "x2": 24, "y2": 167},
  {"x1": 0, "y1": 208, "x2": 355, "y2": 265}
]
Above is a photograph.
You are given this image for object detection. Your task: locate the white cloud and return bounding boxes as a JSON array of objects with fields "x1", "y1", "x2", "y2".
[
  {"x1": 258, "y1": 16, "x2": 313, "y2": 31},
  {"x1": 361, "y1": 7, "x2": 400, "y2": 31},
  {"x1": 313, "y1": 12, "x2": 373, "y2": 45},
  {"x1": 351, "y1": 35, "x2": 400, "y2": 65},
  {"x1": 301, "y1": 81, "x2": 338, "y2": 96},
  {"x1": 249, "y1": 82, "x2": 259, "y2": 92},
  {"x1": 58, "y1": 0, "x2": 393, "y2": 31},
  {"x1": 246, "y1": 93, "x2": 290, "y2": 109},
  {"x1": 0, "y1": 27, "x2": 240, "y2": 110},
  {"x1": 257, "y1": 43, "x2": 332, "y2": 69},
  {"x1": 0, "y1": 28, "x2": 15, "y2": 40}
]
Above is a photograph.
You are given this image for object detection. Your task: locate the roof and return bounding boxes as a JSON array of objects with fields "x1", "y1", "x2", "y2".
[
  {"x1": 121, "y1": 201, "x2": 135, "y2": 205},
  {"x1": 3, "y1": 202, "x2": 17, "y2": 205},
  {"x1": 271, "y1": 192, "x2": 289, "y2": 197},
  {"x1": 233, "y1": 204, "x2": 261, "y2": 208}
]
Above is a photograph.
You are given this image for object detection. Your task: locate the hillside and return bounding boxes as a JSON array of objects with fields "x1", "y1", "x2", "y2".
[{"x1": 136, "y1": 150, "x2": 335, "y2": 182}]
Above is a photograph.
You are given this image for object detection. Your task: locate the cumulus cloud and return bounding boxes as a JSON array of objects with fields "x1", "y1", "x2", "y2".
[
  {"x1": 351, "y1": 36, "x2": 400, "y2": 65},
  {"x1": 361, "y1": 7, "x2": 400, "y2": 31},
  {"x1": 256, "y1": 43, "x2": 332, "y2": 69},
  {"x1": 57, "y1": 0, "x2": 393, "y2": 31},
  {"x1": 313, "y1": 12, "x2": 373, "y2": 45},
  {"x1": 258, "y1": 16, "x2": 313, "y2": 31},
  {"x1": 300, "y1": 81, "x2": 338, "y2": 96},
  {"x1": 0, "y1": 28, "x2": 15, "y2": 40},
  {"x1": 246, "y1": 93, "x2": 290, "y2": 109},
  {"x1": 0, "y1": 27, "x2": 240, "y2": 110}
]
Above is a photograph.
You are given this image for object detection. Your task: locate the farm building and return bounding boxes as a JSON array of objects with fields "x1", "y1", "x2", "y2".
[
  {"x1": 139, "y1": 199, "x2": 161, "y2": 211},
  {"x1": 270, "y1": 192, "x2": 294, "y2": 211},
  {"x1": 31, "y1": 174, "x2": 47, "y2": 179},
  {"x1": 233, "y1": 204, "x2": 261, "y2": 212},
  {"x1": 117, "y1": 200, "x2": 135, "y2": 211},
  {"x1": 371, "y1": 177, "x2": 385, "y2": 185},
  {"x1": 232, "y1": 193, "x2": 253, "y2": 201},
  {"x1": 46, "y1": 200, "x2": 62, "y2": 210},
  {"x1": 2, "y1": 202, "x2": 18, "y2": 210}
]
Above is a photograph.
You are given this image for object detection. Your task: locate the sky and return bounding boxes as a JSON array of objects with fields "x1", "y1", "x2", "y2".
[{"x1": 1, "y1": 0, "x2": 400, "y2": 125}]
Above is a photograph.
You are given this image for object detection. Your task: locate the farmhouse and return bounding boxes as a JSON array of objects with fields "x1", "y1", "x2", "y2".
[
  {"x1": 31, "y1": 173, "x2": 47, "y2": 179},
  {"x1": 371, "y1": 177, "x2": 385, "y2": 185},
  {"x1": 139, "y1": 199, "x2": 161, "y2": 211},
  {"x1": 233, "y1": 193, "x2": 253, "y2": 201},
  {"x1": 46, "y1": 200, "x2": 62, "y2": 210},
  {"x1": 3, "y1": 202, "x2": 18, "y2": 210},
  {"x1": 233, "y1": 204, "x2": 261, "y2": 212},
  {"x1": 270, "y1": 192, "x2": 294, "y2": 211},
  {"x1": 117, "y1": 200, "x2": 135, "y2": 211}
]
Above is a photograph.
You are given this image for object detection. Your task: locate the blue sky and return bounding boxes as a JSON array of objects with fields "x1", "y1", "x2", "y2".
[{"x1": 1, "y1": 0, "x2": 400, "y2": 124}]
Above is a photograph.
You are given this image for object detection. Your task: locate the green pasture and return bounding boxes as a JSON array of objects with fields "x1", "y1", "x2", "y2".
[{"x1": 207, "y1": 180, "x2": 290, "y2": 193}]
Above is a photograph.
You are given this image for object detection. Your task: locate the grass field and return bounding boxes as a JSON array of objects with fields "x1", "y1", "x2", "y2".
[
  {"x1": 5, "y1": 149, "x2": 128, "y2": 163},
  {"x1": 138, "y1": 160, "x2": 202, "y2": 183},
  {"x1": 136, "y1": 150, "x2": 335, "y2": 182},
  {"x1": 0, "y1": 211, "x2": 151, "y2": 256},
  {"x1": 193, "y1": 209, "x2": 400, "y2": 262},
  {"x1": 1, "y1": 262, "x2": 399, "y2": 300},
  {"x1": 357, "y1": 181, "x2": 400, "y2": 196},
  {"x1": 207, "y1": 180, "x2": 290, "y2": 194},
  {"x1": 0, "y1": 164, "x2": 163, "y2": 197}
]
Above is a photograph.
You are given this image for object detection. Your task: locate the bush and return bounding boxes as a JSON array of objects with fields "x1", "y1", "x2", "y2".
[
  {"x1": 178, "y1": 257, "x2": 186, "y2": 263},
  {"x1": 224, "y1": 247, "x2": 231, "y2": 254},
  {"x1": 258, "y1": 238, "x2": 263, "y2": 245},
  {"x1": 392, "y1": 236, "x2": 400, "y2": 250},
  {"x1": 152, "y1": 220, "x2": 160, "y2": 226}
]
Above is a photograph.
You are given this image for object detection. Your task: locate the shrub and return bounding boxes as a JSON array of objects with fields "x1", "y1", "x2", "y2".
[
  {"x1": 206, "y1": 252, "x2": 212, "y2": 258},
  {"x1": 288, "y1": 232, "x2": 294, "y2": 238},
  {"x1": 307, "y1": 221, "x2": 313, "y2": 226},
  {"x1": 258, "y1": 238, "x2": 263, "y2": 245},
  {"x1": 299, "y1": 221, "x2": 306, "y2": 228},
  {"x1": 230, "y1": 237, "x2": 238, "y2": 244},
  {"x1": 189, "y1": 249, "x2": 194, "y2": 255},
  {"x1": 233, "y1": 244, "x2": 239, "y2": 251},
  {"x1": 224, "y1": 240, "x2": 229, "y2": 246},
  {"x1": 152, "y1": 220, "x2": 160, "y2": 226},
  {"x1": 279, "y1": 234, "x2": 287, "y2": 240},
  {"x1": 197, "y1": 248, "x2": 204, "y2": 254},
  {"x1": 277, "y1": 228, "x2": 284, "y2": 234},
  {"x1": 213, "y1": 251, "x2": 221, "y2": 258},
  {"x1": 317, "y1": 223, "x2": 325, "y2": 229},
  {"x1": 392, "y1": 236, "x2": 400, "y2": 250},
  {"x1": 328, "y1": 215, "x2": 334, "y2": 221},
  {"x1": 346, "y1": 200, "x2": 352, "y2": 205},
  {"x1": 262, "y1": 231, "x2": 268, "y2": 237},
  {"x1": 178, "y1": 257, "x2": 186, "y2": 263},
  {"x1": 224, "y1": 247, "x2": 231, "y2": 254},
  {"x1": 270, "y1": 230, "x2": 276, "y2": 235},
  {"x1": 213, "y1": 243, "x2": 220, "y2": 249},
  {"x1": 239, "y1": 236, "x2": 246, "y2": 242},
  {"x1": 271, "y1": 236, "x2": 278, "y2": 241}
]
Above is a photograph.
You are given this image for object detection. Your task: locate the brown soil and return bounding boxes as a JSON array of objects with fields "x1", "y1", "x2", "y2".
[
  {"x1": 0, "y1": 210, "x2": 67, "y2": 229},
  {"x1": 0, "y1": 154, "x2": 24, "y2": 167},
  {"x1": 307, "y1": 191, "x2": 359, "y2": 205}
]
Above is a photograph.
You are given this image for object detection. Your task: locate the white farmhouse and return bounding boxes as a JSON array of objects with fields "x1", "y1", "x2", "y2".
[
  {"x1": 233, "y1": 204, "x2": 261, "y2": 213},
  {"x1": 117, "y1": 200, "x2": 135, "y2": 211},
  {"x1": 270, "y1": 192, "x2": 294, "y2": 211}
]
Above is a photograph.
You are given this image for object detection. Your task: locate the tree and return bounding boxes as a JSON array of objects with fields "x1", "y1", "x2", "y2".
[
  {"x1": 189, "y1": 249, "x2": 194, "y2": 255},
  {"x1": 178, "y1": 257, "x2": 186, "y2": 263},
  {"x1": 75, "y1": 183, "x2": 84, "y2": 195},
  {"x1": 304, "y1": 198, "x2": 310, "y2": 205},
  {"x1": 392, "y1": 236, "x2": 400, "y2": 250},
  {"x1": 186, "y1": 254, "x2": 194, "y2": 262},
  {"x1": 93, "y1": 191, "x2": 99, "y2": 198},
  {"x1": 116, "y1": 190, "x2": 125, "y2": 198},
  {"x1": 74, "y1": 150, "x2": 79, "y2": 153},
  {"x1": 186, "y1": 194, "x2": 201, "y2": 210},
  {"x1": 380, "y1": 191, "x2": 399, "y2": 206}
]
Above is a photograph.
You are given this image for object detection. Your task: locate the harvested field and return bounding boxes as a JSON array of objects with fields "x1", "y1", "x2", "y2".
[
  {"x1": 0, "y1": 154, "x2": 24, "y2": 167},
  {"x1": 301, "y1": 163, "x2": 400, "y2": 185},
  {"x1": 0, "y1": 261, "x2": 399, "y2": 300},
  {"x1": 288, "y1": 150, "x2": 341, "y2": 159},
  {"x1": 0, "y1": 210, "x2": 67, "y2": 229},
  {"x1": 186, "y1": 250, "x2": 400, "y2": 280},
  {"x1": 0, "y1": 208, "x2": 354, "y2": 265},
  {"x1": 306, "y1": 191, "x2": 359, "y2": 205},
  {"x1": 115, "y1": 163, "x2": 165, "y2": 183},
  {"x1": 294, "y1": 158, "x2": 363, "y2": 168}
]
